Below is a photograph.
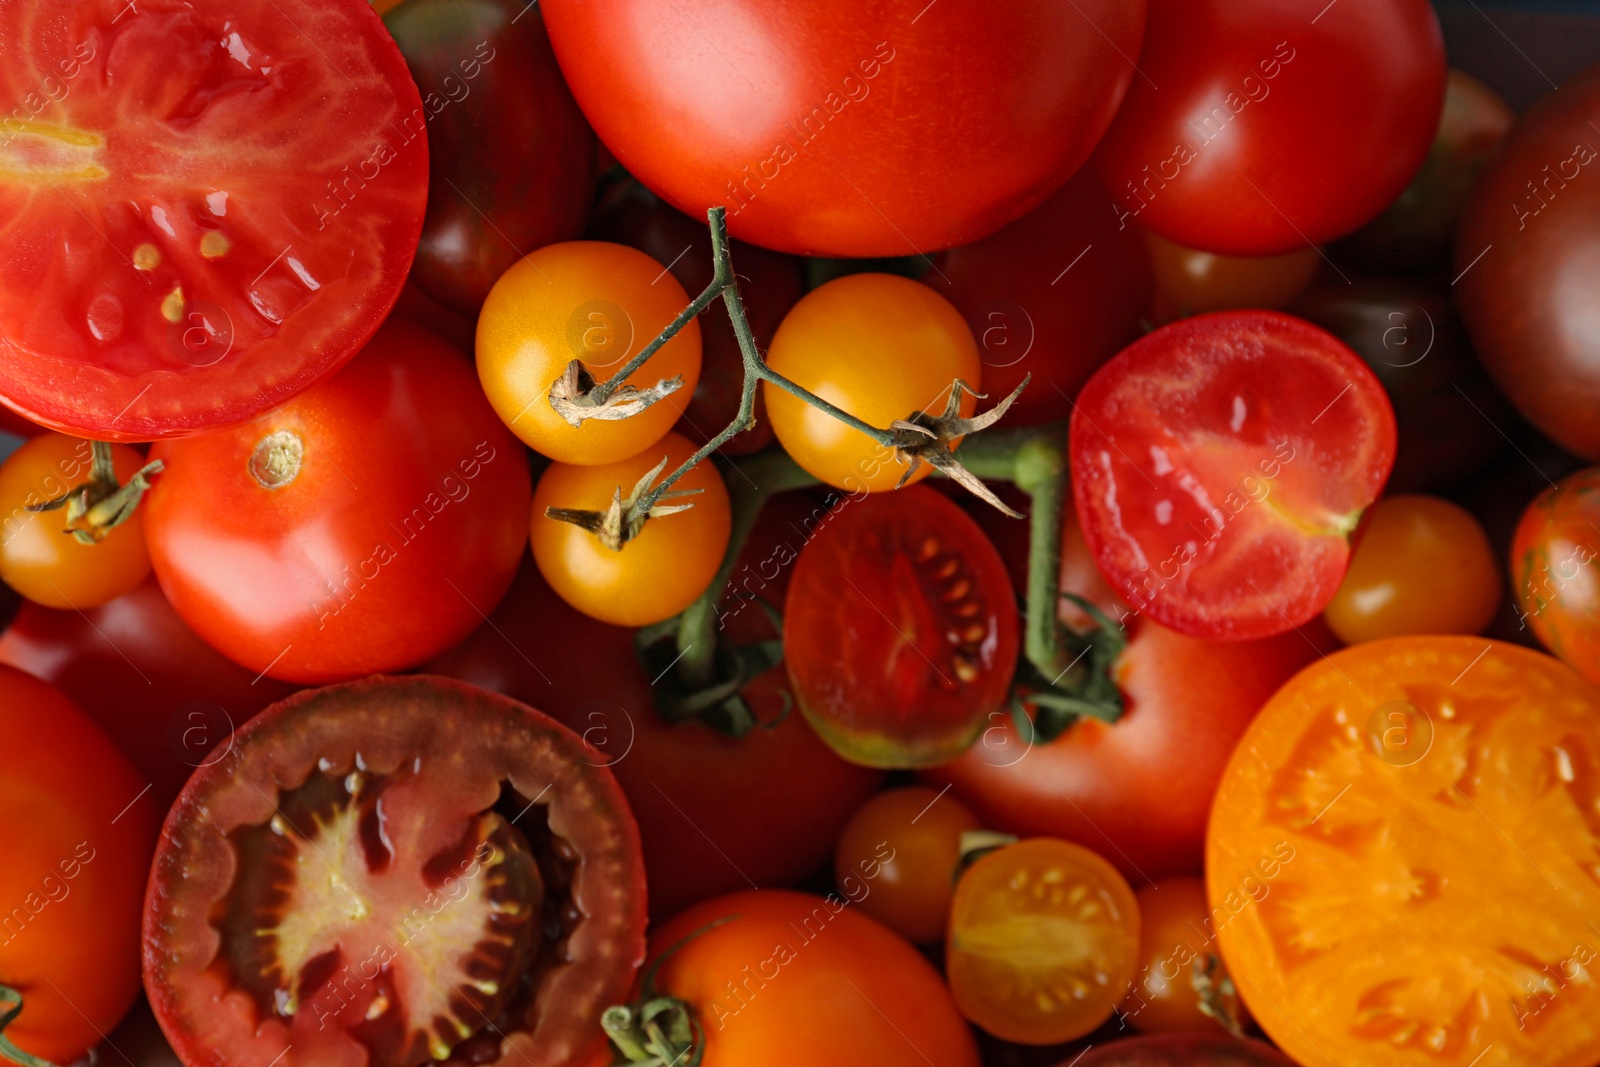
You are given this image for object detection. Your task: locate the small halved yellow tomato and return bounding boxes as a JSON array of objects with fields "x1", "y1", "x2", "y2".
[
  {"x1": 1324, "y1": 494, "x2": 1500, "y2": 644},
  {"x1": 477, "y1": 240, "x2": 702, "y2": 465},
  {"x1": 1143, "y1": 227, "x2": 1322, "y2": 324},
  {"x1": 0, "y1": 433, "x2": 151, "y2": 609},
  {"x1": 947, "y1": 837, "x2": 1141, "y2": 1045},
  {"x1": 764, "y1": 273, "x2": 979, "y2": 493},
  {"x1": 835, "y1": 786, "x2": 981, "y2": 944},
  {"x1": 530, "y1": 431, "x2": 729, "y2": 626}
]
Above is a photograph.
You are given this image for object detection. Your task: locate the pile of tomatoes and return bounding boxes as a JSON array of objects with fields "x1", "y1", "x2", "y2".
[{"x1": 2, "y1": 1, "x2": 1599, "y2": 1066}]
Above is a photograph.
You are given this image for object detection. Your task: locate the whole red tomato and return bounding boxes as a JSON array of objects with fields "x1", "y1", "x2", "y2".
[
  {"x1": 542, "y1": 0, "x2": 1146, "y2": 256},
  {"x1": 0, "y1": 579, "x2": 297, "y2": 808},
  {"x1": 1094, "y1": 0, "x2": 1445, "y2": 255},
  {"x1": 430, "y1": 489, "x2": 884, "y2": 920},
  {"x1": 1511, "y1": 466, "x2": 1600, "y2": 685},
  {"x1": 1456, "y1": 61, "x2": 1600, "y2": 461},
  {"x1": 385, "y1": 0, "x2": 598, "y2": 314},
  {"x1": 144, "y1": 320, "x2": 531, "y2": 684},
  {"x1": 923, "y1": 168, "x2": 1151, "y2": 426}
]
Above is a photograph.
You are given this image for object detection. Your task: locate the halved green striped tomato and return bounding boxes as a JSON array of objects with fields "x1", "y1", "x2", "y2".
[{"x1": 0, "y1": 0, "x2": 427, "y2": 440}]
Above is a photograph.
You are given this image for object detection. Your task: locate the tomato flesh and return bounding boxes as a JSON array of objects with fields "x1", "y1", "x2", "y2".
[
  {"x1": 0, "y1": 0, "x2": 427, "y2": 439},
  {"x1": 1070, "y1": 311, "x2": 1396, "y2": 640}
]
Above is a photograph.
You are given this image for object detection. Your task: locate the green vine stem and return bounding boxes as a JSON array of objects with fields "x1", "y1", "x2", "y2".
[{"x1": 0, "y1": 984, "x2": 58, "y2": 1067}]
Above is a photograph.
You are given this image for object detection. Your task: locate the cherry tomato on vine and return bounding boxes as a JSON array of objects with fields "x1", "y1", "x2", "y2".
[
  {"x1": 1070, "y1": 311, "x2": 1396, "y2": 640},
  {"x1": 784, "y1": 485, "x2": 1018, "y2": 768},
  {"x1": 1324, "y1": 494, "x2": 1500, "y2": 644},
  {"x1": 1094, "y1": 0, "x2": 1445, "y2": 256},
  {"x1": 144, "y1": 676, "x2": 646, "y2": 1067},
  {"x1": 145, "y1": 320, "x2": 531, "y2": 684},
  {"x1": 477, "y1": 240, "x2": 702, "y2": 465},
  {"x1": 0, "y1": 666, "x2": 159, "y2": 1065},
  {"x1": 1142, "y1": 228, "x2": 1321, "y2": 324},
  {"x1": 948, "y1": 837, "x2": 1141, "y2": 1045},
  {"x1": 1066, "y1": 1033, "x2": 1294, "y2": 1066},
  {"x1": 1511, "y1": 467, "x2": 1600, "y2": 685},
  {"x1": 0, "y1": 0, "x2": 427, "y2": 440},
  {"x1": 644, "y1": 890, "x2": 981, "y2": 1067},
  {"x1": 530, "y1": 431, "x2": 729, "y2": 627},
  {"x1": 0, "y1": 433, "x2": 151, "y2": 609},
  {"x1": 542, "y1": 0, "x2": 1146, "y2": 257},
  {"x1": 1119, "y1": 877, "x2": 1239, "y2": 1035},
  {"x1": 834, "y1": 786, "x2": 981, "y2": 944},
  {"x1": 765, "y1": 274, "x2": 979, "y2": 493}
]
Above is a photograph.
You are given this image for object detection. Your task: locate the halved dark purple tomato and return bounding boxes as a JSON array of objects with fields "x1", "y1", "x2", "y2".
[
  {"x1": 0, "y1": 0, "x2": 428, "y2": 440},
  {"x1": 143, "y1": 676, "x2": 646, "y2": 1067}
]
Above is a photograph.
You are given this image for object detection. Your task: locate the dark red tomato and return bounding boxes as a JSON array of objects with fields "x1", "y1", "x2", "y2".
[
  {"x1": 785, "y1": 485, "x2": 1019, "y2": 768},
  {"x1": 430, "y1": 490, "x2": 884, "y2": 920},
  {"x1": 922, "y1": 168, "x2": 1151, "y2": 426},
  {"x1": 589, "y1": 179, "x2": 805, "y2": 454},
  {"x1": 388, "y1": 279, "x2": 477, "y2": 355},
  {"x1": 0, "y1": 0, "x2": 427, "y2": 440},
  {"x1": 1062, "y1": 1034, "x2": 1293, "y2": 1066},
  {"x1": 386, "y1": 0, "x2": 597, "y2": 315},
  {"x1": 0, "y1": 578, "x2": 297, "y2": 808},
  {"x1": 1070, "y1": 311, "x2": 1396, "y2": 641},
  {"x1": 0, "y1": 407, "x2": 44, "y2": 438},
  {"x1": 1511, "y1": 466, "x2": 1600, "y2": 686},
  {"x1": 1456, "y1": 62, "x2": 1600, "y2": 461},
  {"x1": 1288, "y1": 276, "x2": 1506, "y2": 492},
  {"x1": 144, "y1": 320, "x2": 531, "y2": 684},
  {"x1": 542, "y1": 0, "x2": 1146, "y2": 256},
  {"x1": 1094, "y1": 0, "x2": 1445, "y2": 256},
  {"x1": 143, "y1": 676, "x2": 645, "y2": 1067}
]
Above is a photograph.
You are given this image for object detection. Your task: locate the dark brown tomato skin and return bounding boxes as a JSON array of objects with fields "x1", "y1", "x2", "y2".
[
  {"x1": 0, "y1": 578, "x2": 297, "y2": 809},
  {"x1": 386, "y1": 0, "x2": 597, "y2": 315},
  {"x1": 1456, "y1": 62, "x2": 1600, "y2": 461},
  {"x1": 588, "y1": 180, "x2": 804, "y2": 454},
  {"x1": 923, "y1": 168, "x2": 1151, "y2": 426}
]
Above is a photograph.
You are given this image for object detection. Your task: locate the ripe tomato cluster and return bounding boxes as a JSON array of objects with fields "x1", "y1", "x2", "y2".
[{"x1": 0, "y1": 2, "x2": 1597, "y2": 1067}]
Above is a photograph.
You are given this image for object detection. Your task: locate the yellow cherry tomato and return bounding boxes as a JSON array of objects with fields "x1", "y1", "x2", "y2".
[
  {"x1": 764, "y1": 273, "x2": 979, "y2": 493},
  {"x1": 477, "y1": 240, "x2": 702, "y2": 465}
]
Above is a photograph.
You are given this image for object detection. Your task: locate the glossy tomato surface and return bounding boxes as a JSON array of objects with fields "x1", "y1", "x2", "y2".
[
  {"x1": 542, "y1": 0, "x2": 1146, "y2": 256},
  {"x1": 1209, "y1": 637, "x2": 1600, "y2": 1067},
  {"x1": 1094, "y1": 0, "x2": 1445, "y2": 255},
  {"x1": 1456, "y1": 61, "x2": 1600, "y2": 461},
  {"x1": 1511, "y1": 466, "x2": 1600, "y2": 685},
  {"x1": 833, "y1": 786, "x2": 980, "y2": 945},
  {"x1": 0, "y1": 666, "x2": 160, "y2": 1064},
  {"x1": 145, "y1": 320, "x2": 531, "y2": 683},
  {"x1": 143, "y1": 675, "x2": 646, "y2": 1067},
  {"x1": 1121, "y1": 876, "x2": 1240, "y2": 1034},
  {"x1": 1070, "y1": 311, "x2": 1396, "y2": 640},
  {"x1": 0, "y1": 0, "x2": 428, "y2": 440}
]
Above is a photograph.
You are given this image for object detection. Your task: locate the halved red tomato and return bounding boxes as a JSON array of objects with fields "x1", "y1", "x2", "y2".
[
  {"x1": 0, "y1": 0, "x2": 428, "y2": 440},
  {"x1": 143, "y1": 675, "x2": 646, "y2": 1067}
]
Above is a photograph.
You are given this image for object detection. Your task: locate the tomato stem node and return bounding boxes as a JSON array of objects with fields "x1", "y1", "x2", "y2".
[
  {"x1": 548, "y1": 359, "x2": 686, "y2": 428},
  {"x1": 545, "y1": 452, "x2": 703, "y2": 550},
  {"x1": 0, "y1": 984, "x2": 59, "y2": 1067},
  {"x1": 27, "y1": 440, "x2": 163, "y2": 544}
]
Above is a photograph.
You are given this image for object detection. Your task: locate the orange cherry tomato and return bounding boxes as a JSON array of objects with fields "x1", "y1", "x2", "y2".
[
  {"x1": 1324, "y1": 494, "x2": 1500, "y2": 643},
  {"x1": 0, "y1": 433, "x2": 151, "y2": 609},
  {"x1": 764, "y1": 273, "x2": 979, "y2": 493},
  {"x1": 477, "y1": 240, "x2": 702, "y2": 465},
  {"x1": 530, "y1": 431, "x2": 729, "y2": 626},
  {"x1": 947, "y1": 837, "x2": 1141, "y2": 1045},
  {"x1": 1120, "y1": 876, "x2": 1239, "y2": 1034},
  {"x1": 1143, "y1": 227, "x2": 1322, "y2": 324},
  {"x1": 1209, "y1": 636, "x2": 1600, "y2": 1067},
  {"x1": 834, "y1": 786, "x2": 981, "y2": 944}
]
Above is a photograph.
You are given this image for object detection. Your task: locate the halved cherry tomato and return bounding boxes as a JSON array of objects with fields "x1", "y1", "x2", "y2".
[
  {"x1": 0, "y1": 665, "x2": 160, "y2": 1064},
  {"x1": 0, "y1": 0, "x2": 427, "y2": 440},
  {"x1": 948, "y1": 837, "x2": 1141, "y2": 1045},
  {"x1": 1119, "y1": 876, "x2": 1239, "y2": 1034},
  {"x1": 1070, "y1": 311, "x2": 1396, "y2": 640},
  {"x1": 764, "y1": 274, "x2": 979, "y2": 493},
  {"x1": 529, "y1": 431, "x2": 729, "y2": 627},
  {"x1": 1511, "y1": 466, "x2": 1600, "y2": 685},
  {"x1": 476, "y1": 240, "x2": 701, "y2": 466},
  {"x1": 0, "y1": 432, "x2": 150, "y2": 609},
  {"x1": 784, "y1": 485, "x2": 1018, "y2": 768},
  {"x1": 834, "y1": 786, "x2": 981, "y2": 944},
  {"x1": 1209, "y1": 637, "x2": 1600, "y2": 1067},
  {"x1": 143, "y1": 675, "x2": 646, "y2": 1067}
]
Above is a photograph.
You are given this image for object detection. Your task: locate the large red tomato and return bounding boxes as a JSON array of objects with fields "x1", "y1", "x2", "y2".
[
  {"x1": 0, "y1": 0, "x2": 427, "y2": 440},
  {"x1": 1094, "y1": 0, "x2": 1445, "y2": 255},
  {"x1": 541, "y1": 0, "x2": 1147, "y2": 256},
  {"x1": 144, "y1": 320, "x2": 531, "y2": 684}
]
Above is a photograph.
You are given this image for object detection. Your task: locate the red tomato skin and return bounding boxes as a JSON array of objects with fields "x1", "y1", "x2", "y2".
[
  {"x1": 924, "y1": 167, "x2": 1152, "y2": 425},
  {"x1": 1094, "y1": 0, "x2": 1445, "y2": 255},
  {"x1": 924, "y1": 618, "x2": 1319, "y2": 881},
  {"x1": 542, "y1": 0, "x2": 1146, "y2": 256},
  {"x1": 1511, "y1": 467, "x2": 1600, "y2": 685},
  {"x1": 144, "y1": 321, "x2": 531, "y2": 683},
  {"x1": 0, "y1": 579, "x2": 297, "y2": 808}
]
